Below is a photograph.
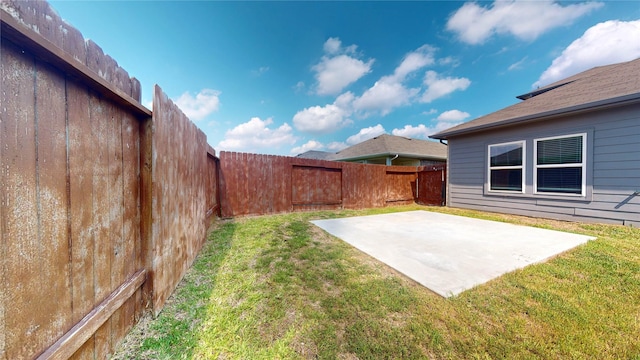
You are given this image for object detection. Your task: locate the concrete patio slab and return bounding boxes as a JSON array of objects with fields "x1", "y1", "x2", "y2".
[{"x1": 311, "y1": 211, "x2": 595, "y2": 297}]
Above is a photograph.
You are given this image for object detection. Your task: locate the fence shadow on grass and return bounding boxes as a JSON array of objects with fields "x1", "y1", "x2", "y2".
[{"x1": 111, "y1": 221, "x2": 238, "y2": 359}]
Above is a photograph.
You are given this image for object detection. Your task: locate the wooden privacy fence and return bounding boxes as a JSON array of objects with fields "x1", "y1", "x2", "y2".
[
  {"x1": 1, "y1": 1, "x2": 446, "y2": 359},
  {"x1": 1, "y1": 2, "x2": 216, "y2": 359},
  {"x1": 218, "y1": 152, "x2": 446, "y2": 217},
  {"x1": 1, "y1": 6, "x2": 148, "y2": 359}
]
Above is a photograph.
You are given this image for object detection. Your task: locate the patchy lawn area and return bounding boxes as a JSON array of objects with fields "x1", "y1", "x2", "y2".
[{"x1": 112, "y1": 205, "x2": 640, "y2": 359}]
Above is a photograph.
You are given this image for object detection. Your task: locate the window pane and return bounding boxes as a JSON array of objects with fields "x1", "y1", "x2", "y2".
[
  {"x1": 537, "y1": 136, "x2": 582, "y2": 165},
  {"x1": 490, "y1": 143, "x2": 522, "y2": 167},
  {"x1": 490, "y1": 169, "x2": 522, "y2": 191},
  {"x1": 537, "y1": 167, "x2": 582, "y2": 194}
]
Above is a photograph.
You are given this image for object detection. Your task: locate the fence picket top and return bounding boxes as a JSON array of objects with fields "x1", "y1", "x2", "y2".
[{"x1": 1, "y1": 2, "x2": 149, "y2": 116}]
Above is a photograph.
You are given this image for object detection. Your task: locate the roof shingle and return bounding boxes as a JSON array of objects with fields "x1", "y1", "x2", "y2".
[
  {"x1": 333, "y1": 134, "x2": 447, "y2": 161},
  {"x1": 295, "y1": 150, "x2": 334, "y2": 160}
]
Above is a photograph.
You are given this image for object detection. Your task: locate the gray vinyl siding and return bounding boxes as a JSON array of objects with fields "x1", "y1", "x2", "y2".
[{"x1": 446, "y1": 104, "x2": 640, "y2": 226}]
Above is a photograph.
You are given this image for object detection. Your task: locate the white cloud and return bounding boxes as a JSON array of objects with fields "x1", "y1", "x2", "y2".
[
  {"x1": 392, "y1": 109, "x2": 470, "y2": 139},
  {"x1": 352, "y1": 45, "x2": 435, "y2": 116},
  {"x1": 422, "y1": 108, "x2": 438, "y2": 115},
  {"x1": 323, "y1": 37, "x2": 342, "y2": 54},
  {"x1": 534, "y1": 19, "x2": 640, "y2": 87},
  {"x1": 390, "y1": 45, "x2": 436, "y2": 82},
  {"x1": 431, "y1": 109, "x2": 471, "y2": 134},
  {"x1": 292, "y1": 92, "x2": 355, "y2": 134},
  {"x1": 392, "y1": 122, "x2": 459, "y2": 138},
  {"x1": 346, "y1": 124, "x2": 386, "y2": 145},
  {"x1": 252, "y1": 66, "x2": 270, "y2": 76},
  {"x1": 447, "y1": 0, "x2": 603, "y2": 45},
  {"x1": 327, "y1": 141, "x2": 348, "y2": 151},
  {"x1": 296, "y1": 44, "x2": 468, "y2": 130},
  {"x1": 437, "y1": 109, "x2": 470, "y2": 122},
  {"x1": 217, "y1": 117, "x2": 297, "y2": 152},
  {"x1": 313, "y1": 38, "x2": 374, "y2": 96},
  {"x1": 174, "y1": 89, "x2": 221, "y2": 121},
  {"x1": 392, "y1": 124, "x2": 433, "y2": 139},
  {"x1": 433, "y1": 119, "x2": 464, "y2": 134},
  {"x1": 432, "y1": 121, "x2": 463, "y2": 135},
  {"x1": 293, "y1": 81, "x2": 305, "y2": 93},
  {"x1": 508, "y1": 56, "x2": 527, "y2": 71},
  {"x1": 421, "y1": 71, "x2": 471, "y2": 103},
  {"x1": 290, "y1": 140, "x2": 325, "y2": 155},
  {"x1": 439, "y1": 56, "x2": 460, "y2": 67},
  {"x1": 334, "y1": 91, "x2": 356, "y2": 110},
  {"x1": 353, "y1": 78, "x2": 420, "y2": 116},
  {"x1": 314, "y1": 55, "x2": 373, "y2": 96}
]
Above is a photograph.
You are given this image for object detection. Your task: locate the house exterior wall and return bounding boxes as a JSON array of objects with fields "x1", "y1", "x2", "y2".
[{"x1": 446, "y1": 104, "x2": 640, "y2": 226}]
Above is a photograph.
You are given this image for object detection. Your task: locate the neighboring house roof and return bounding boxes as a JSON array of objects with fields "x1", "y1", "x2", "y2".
[
  {"x1": 333, "y1": 134, "x2": 447, "y2": 161},
  {"x1": 295, "y1": 150, "x2": 334, "y2": 160},
  {"x1": 431, "y1": 58, "x2": 640, "y2": 139}
]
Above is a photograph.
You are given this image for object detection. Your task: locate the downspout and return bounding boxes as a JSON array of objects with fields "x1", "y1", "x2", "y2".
[
  {"x1": 439, "y1": 139, "x2": 448, "y2": 206},
  {"x1": 387, "y1": 154, "x2": 399, "y2": 166},
  {"x1": 434, "y1": 138, "x2": 448, "y2": 205}
]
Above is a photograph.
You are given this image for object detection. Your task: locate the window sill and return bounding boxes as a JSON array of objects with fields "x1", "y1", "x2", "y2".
[{"x1": 484, "y1": 189, "x2": 591, "y2": 203}]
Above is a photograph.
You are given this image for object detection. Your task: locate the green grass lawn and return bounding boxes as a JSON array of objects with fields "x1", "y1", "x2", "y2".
[{"x1": 112, "y1": 205, "x2": 640, "y2": 359}]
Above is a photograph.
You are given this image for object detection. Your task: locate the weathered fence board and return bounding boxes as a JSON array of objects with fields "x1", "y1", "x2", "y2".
[
  {"x1": 342, "y1": 162, "x2": 384, "y2": 209},
  {"x1": 0, "y1": 68, "x2": 5, "y2": 357},
  {"x1": 417, "y1": 164, "x2": 447, "y2": 206},
  {"x1": 67, "y1": 80, "x2": 96, "y2": 360},
  {"x1": 385, "y1": 170, "x2": 417, "y2": 204},
  {"x1": 278, "y1": 155, "x2": 292, "y2": 212},
  {"x1": 108, "y1": 96, "x2": 125, "y2": 351},
  {"x1": 2, "y1": 39, "x2": 41, "y2": 359},
  {"x1": 206, "y1": 148, "x2": 220, "y2": 219},
  {"x1": 35, "y1": 58, "x2": 73, "y2": 354},
  {"x1": 122, "y1": 114, "x2": 142, "y2": 329},
  {"x1": 240, "y1": 152, "x2": 250, "y2": 215},
  {"x1": 292, "y1": 165, "x2": 342, "y2": 207},
  {"x1": 92, "y1": 96, "x2": 114, "y2": 359}
]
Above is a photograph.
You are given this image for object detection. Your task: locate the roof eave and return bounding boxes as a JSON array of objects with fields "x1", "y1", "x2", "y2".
[{"x1": 430, "y1": 93, "x2": 640, "y2": 140}]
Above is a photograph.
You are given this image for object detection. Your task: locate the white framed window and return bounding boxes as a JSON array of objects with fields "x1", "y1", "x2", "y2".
[
  {"x1": 488, "y1": 140, "x2": 525, "y2": 193},
  {"x1": 534, "y1": 133, "x2": 586, "y2": 196}
]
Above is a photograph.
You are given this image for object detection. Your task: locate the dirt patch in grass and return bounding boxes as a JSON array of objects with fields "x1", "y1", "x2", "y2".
[{"x1": 109, "y1": 312, "x2": 158, "y2": 360}]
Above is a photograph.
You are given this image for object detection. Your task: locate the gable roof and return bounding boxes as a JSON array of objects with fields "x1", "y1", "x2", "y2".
[
  {"x1": 333, "y1": 134, "x2": 447, "y2": 161},
  {"x1": 431, "y1": 58, "x2": 640, "y2": 139}
]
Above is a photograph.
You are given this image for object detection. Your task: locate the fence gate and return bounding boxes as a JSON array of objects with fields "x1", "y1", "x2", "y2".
[{"x1": 416, "y1": 164, "x2": 447, "y2": 206}]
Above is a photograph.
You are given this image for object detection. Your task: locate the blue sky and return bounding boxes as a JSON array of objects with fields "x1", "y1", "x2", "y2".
[{"x1": 49, "y1": 1, "x2": 640, "y2": 156}]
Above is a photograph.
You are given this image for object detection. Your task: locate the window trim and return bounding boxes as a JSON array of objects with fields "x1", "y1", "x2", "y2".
[
  {"x1": 533, "y1": 132, "x2": 587, "y2": 197},
  {"x1": 487, "y1": 140, "x2": 526, "y2": 194}
]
